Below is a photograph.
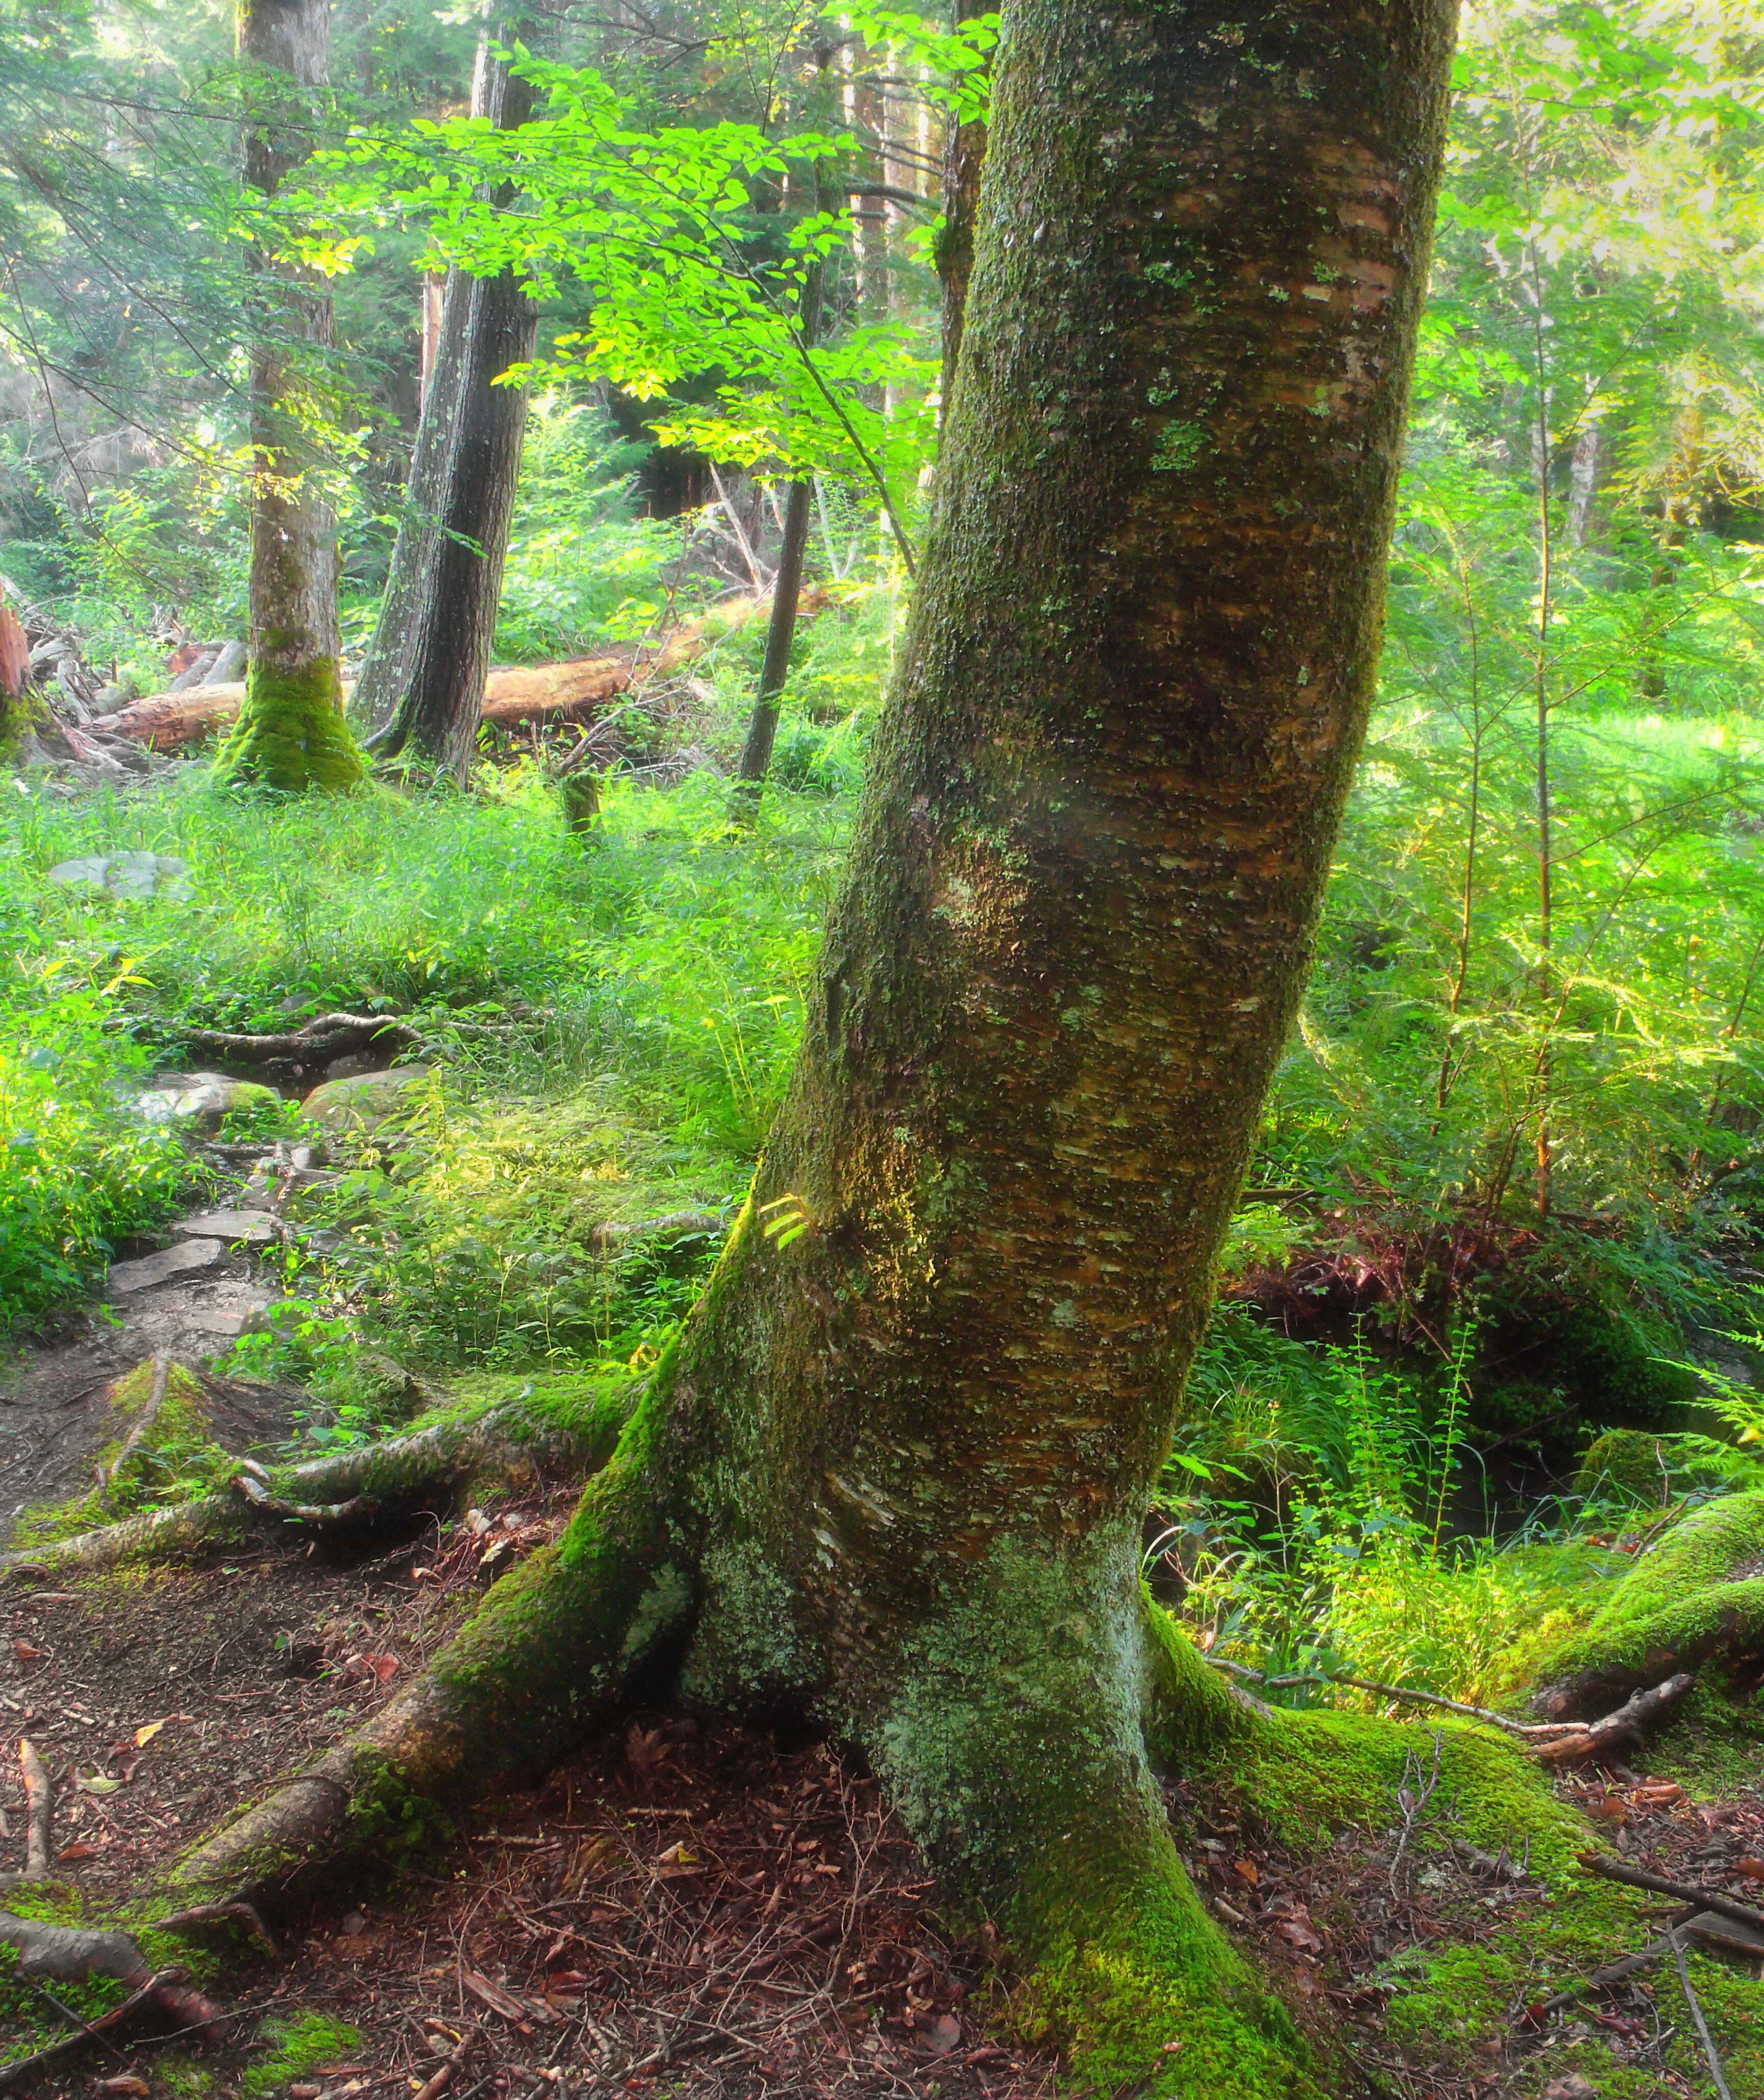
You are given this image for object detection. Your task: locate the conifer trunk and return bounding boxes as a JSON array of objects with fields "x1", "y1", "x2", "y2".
[
  {"x1": 353, "y1": 9, "x2": 543, "y2": 778},
  {"x1": 215, "y1": 0, "x2": 363, "y2": 792}
]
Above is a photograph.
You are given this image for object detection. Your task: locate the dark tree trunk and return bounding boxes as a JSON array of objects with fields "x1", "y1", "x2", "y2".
[
  {"x1": 731, "y1": 202, "x2": 827, "y2": 820},
  {"x1": 934, "y1": 0, "x2": 987, "y2": 428},
  {"x1": 730, "y1": 478, "x2": 813, "y2": 809},
  {"x1": 214, "y1": 0, "x2": 363, "y2": 792},
  {"x1": 353, "y1": 10, "x2": 543, "y2": 778},
  {"x1": 180, "y1": 0, "x2": 1455, "y2": 2077}
]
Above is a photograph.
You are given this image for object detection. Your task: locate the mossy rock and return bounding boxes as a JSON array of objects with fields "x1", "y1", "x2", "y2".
[
  {"x1": 1574, "y1": 1428, "x2": 1673, "y2": 1504},
  {"x1": 1538, "y1": 1301, "x2": 1698, "y2": 1432},
  {"x1": 300, "y1": 1067, "x2": 432, "y2": 1136},
  {"x1": 1534, "y1": 1489, "x2": 1764, "y2": 1716}
]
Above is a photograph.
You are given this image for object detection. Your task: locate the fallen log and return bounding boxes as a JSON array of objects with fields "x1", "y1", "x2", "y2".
[{"x1": 105, "y1": 588, "x2": 834, "y2": 752}]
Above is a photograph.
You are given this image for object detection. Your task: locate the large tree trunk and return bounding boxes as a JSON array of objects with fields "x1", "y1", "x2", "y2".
[
  {"x1": 164, "y1": 0, "x2": 1454, "y2": 2078},
  {"x1": 934, "y1": 0, "x2": 987, "y2": 426},
  {"x1": 214, "y1": 0, "x2": 364, "y2": 792},
  {"x1": 352, "y1": 8, "x2": 544, "y2": 778}
]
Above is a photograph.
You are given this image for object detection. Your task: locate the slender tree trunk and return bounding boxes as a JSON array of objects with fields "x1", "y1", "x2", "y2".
[
  {"x1": 731, "y1": 186, "x2": 828, "y2": 821},
  {"x1": 353, "y1": 7, "x2": 543, "y2": 778},
  {"x1": 214, "y1": 0, "x2": 363, "y2": 792},
  {"x1": 934, "y1": 0, "x2": 987, "y2": 427},
  {"x1": 179, "y1": 0, "x2": 1455, "y2": 2077}
]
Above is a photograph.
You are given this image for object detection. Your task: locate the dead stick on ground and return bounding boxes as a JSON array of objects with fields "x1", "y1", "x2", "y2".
[
  {"x1": 1329, "y1": 1674, "x2": 1588, "y2": 1737},
  {"x1": 411, "y1": 2026, "x2": 480, "y2": 2100},
  {"x1": 1530, "y1": 1673, "x2": 1696, "y2": 1766},
  {"x1": 19, "y1": 1739, "x2": 51, "y2": 1879},
  {"x1": 106, "y1": 1354, "x2": 171, "y2": 1495},
  {"x1": 1580, "y1": 1853, "x2": 1764, "y2": 1937},
  {"x1": 1669, "y1": 1928, "x2": 1733, "y2": 2100}
]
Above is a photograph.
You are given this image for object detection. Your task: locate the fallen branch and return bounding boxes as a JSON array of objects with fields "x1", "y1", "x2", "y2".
[
  {"x1": 1326, "y1": 1673, "x2": 1586, "y2": 1738},
  {"x1": 106, "y1": 1354, "x2": 172, "y2": 1496},
  {"x1": 411, "y1": 2024, "x2": 480, "y2": 2100},
  {"x1": 1579, "y1": 1853, "x2": 1764, "y2": 1938},
  {"x1": 1530, "y1": 1672, "x2": 1695, "y2": 1765},
  {"x1": 233, "y1": 1470, "x2": 376, "y2": 1527},
  {"x1": 1670, "y1": 1926, "x2": 1734, "y2": 2100}
]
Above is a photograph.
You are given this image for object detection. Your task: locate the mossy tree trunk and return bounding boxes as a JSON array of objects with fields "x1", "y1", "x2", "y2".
[
  {"x1": 182, "y1": 0, "x2": 1453, "y2": 2080},
  {"x1": 214, "y1": 0, "x2": 364, "y2": 793},
  {"x1": 353, "y1": 5, "x2": 545, "y2": 780}
]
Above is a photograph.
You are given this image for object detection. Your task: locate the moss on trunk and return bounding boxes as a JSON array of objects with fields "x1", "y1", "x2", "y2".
[{"x1": 213, "y1": 660, "x2": 363, "y2": 793}]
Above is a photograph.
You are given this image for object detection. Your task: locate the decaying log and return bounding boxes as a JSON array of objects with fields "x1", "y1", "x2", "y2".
[
  {"x1": 1529, "y1": 1672, "x2": 1695, "y2": 1765},
  {"x1": 589, "y1": 1210, "x2": 723, "y2": 1254},
  {"x1": 104, "y1": 589, "x2": 835, "y2": 752}
]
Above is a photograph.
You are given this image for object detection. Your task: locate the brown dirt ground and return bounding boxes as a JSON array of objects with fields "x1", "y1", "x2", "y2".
[{"x1": 4, "y1": 1384, "x2": 1763, "y2": 2098}]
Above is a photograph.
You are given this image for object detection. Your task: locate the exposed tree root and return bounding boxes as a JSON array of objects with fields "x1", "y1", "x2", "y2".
[
  {"x1": 167, "y1": 1390, "x2": 696, "y2": 1902},
  {"x1": 1530, "y1": 1671, "x2": 1696, "y2": 1764},
  {"x1": 0, "y1": 1969, "x2": 186, "y2": 2092},
  {"x1": 0, "y1": 1912, "x2": 222, "y2": 2032},
  {"x1": 1, "y1": 1397, "x2": 628, "y2": 1578},
  {"x1": 175, "y1": 1012, "x2": 419, "y2": 1065},
  {"x1": 105, "y1": 1354, "x2": 171, "y2": 1499}
]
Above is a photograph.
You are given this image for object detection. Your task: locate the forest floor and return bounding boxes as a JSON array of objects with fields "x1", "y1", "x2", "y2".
[{"x1": 5, "y1": 1210, "x2": 1763, "y2": 2100}]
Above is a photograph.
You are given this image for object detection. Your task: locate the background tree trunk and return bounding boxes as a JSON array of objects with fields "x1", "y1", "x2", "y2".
[
  {"x1": 732, "y1": 176, "x2": 828, "y2": 819},
  {"x1": 934, "y1": 0, "x2": 987, "y2": 427},
  {"x1": 213, "y1": 0, "x2": 363, "y2": 792},
  {"x1": 353, "y1": 5, "x2": 545, "y2": 778}
]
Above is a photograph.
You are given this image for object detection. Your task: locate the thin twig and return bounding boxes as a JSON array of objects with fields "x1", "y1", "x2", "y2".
[
  {"x1": 0, "y1": 1971, "x2": 172, "y2": 2090},
  {"x1": 1669, "y1": 1928, "x2": 1733, "y2": 2100}
]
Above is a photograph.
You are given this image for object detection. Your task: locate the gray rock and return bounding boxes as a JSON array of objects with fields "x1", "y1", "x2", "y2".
[
  {"x1": 106, "y1": 1239, "x2": 223, "y2": 1295},
  {"x1": 45, "y1": 851, "x2": 192, "y2": 904},
  {"x1": 135, "y1": 1073, "x2": 282, "y2": 1133},
  {"x1": 301, "y1": 1066, "x2": 433, "y2": 1135},
  {"x1": 173, "y1": 1209, "x2": 276, "y2": 1245}
]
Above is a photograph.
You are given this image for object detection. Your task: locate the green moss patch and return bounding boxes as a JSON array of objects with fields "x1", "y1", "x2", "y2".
[{"x1": 240, "y1": 2012, "x2": 364, "y2": 2099}]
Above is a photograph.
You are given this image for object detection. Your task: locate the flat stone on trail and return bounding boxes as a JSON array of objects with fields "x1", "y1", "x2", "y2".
[
  {"x1": 173, "y1": 1209, "x2": 276, "y2": 1244},
  {"x1": 301, "y1": 1066, "x2": 432, "y2": 1134},
  {"x1": 46, "y1": 851, "x2": 191, "y2": 902},
  {"x1": 105, "y1": 1239, "x2": 223, "y2": 1295}
]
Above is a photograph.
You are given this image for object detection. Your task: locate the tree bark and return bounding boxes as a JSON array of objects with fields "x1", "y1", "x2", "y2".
[
  {"x1": 353, "y1": 7, "x2": 545, "y2": 778},
  {"x1": 156, "y1": 0, "x2": 1456, "y2": 2077},
  {"x1": 214, "y1": 0, "x2": 363, "y2": 792}
]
